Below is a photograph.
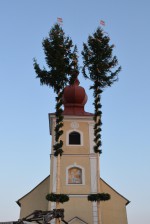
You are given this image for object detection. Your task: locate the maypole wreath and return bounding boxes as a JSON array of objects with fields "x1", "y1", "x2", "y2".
[
  {"x1": 88, "y1": 193, "x2": 110, "y2": 202},
  {"x1": 46, "y1": 193, "x2": 69, "y2": 204}
]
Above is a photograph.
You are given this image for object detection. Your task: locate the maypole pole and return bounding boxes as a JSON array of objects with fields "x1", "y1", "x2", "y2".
[
  {"x1": 56, "y1": 19, "x2": 64, "y2": 224},
  {"x1": 54, "y1": 89, "x2": 64, "y2": 224},
  {"x1": 33, "y1": 21, "x2": 78, "y2": 224},
  {"x1": 97, "y1": 152, "x2": 102, "y2": 224},
  {"x1": 82, "y1": 24, "x2": 121, "y2": 224},
  {"x1": 95, "y1": 92, "x2": 102, "y2": 224},
  {"x1": 56, "y1": 153, "x2": 61, "y2": 224}
]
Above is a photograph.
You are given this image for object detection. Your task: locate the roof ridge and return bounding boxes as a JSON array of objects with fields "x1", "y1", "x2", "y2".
[
  {"x1": 16, "y1": 175, "x2": 50, "y2": 206},
  {"x1": 100, "y1": 177, "x2": 130, "y2": 205}
]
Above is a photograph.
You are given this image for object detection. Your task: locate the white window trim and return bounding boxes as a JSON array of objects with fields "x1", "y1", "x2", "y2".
[
  {"x1": 66, "y1": 164, "x2": 85, "y2": 185},
  {"x1": 66, "y1": 129, "x2": 83, "y2": 146}
]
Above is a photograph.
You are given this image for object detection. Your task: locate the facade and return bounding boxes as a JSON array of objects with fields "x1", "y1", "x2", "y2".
[{"x1": 17, "y1": 79, "x2": 129, "y2": 224}]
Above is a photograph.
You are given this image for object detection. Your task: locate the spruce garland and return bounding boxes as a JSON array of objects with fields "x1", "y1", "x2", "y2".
[
  {"x1": 88, "y1": 193, "x2": 110, "y2": 202},
  {"x1": 46, "y1": 193, "x2": 69, "y2": 203},
  {"x1": 93, "y1": 85, "x2": 103, "y2": 154},
  {"x1": 53, "y1": 91, "x2": 64, "y2": 156}
]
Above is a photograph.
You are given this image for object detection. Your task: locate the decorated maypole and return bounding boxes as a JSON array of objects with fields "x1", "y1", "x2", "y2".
[
  {"x1": 33, "y1": 21, "x2": 121, "y2": 224},
  {"x1": 33, "y1": 23, "x2": 79, "y2": 224},
  {"x1": 82, "y1": 27, "x2": 121, "y2": 224}
]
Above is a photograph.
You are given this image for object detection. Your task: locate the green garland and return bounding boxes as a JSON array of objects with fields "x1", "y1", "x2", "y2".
[
  {"x1": 46, "y1": 193, "x2": 69, "y2": 203},
  {"x1": 88, "y1": 193, "x2": 110, "y2": 202},
  {"x1": 53, "y1": 91, "x2": 64, "y2": 156},
  {"x1": 93, "y1": 85, "x2": 103, "y2": 154}
]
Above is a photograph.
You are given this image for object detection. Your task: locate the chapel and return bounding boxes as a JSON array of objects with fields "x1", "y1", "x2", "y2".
[{"x1": 17, "y1": 79, "x2": 129, "y2": 224}]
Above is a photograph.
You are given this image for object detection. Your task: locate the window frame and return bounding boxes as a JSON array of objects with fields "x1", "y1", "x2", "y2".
[
  {"x1": 66, "y1": 130, "x2": 83, "y2": 146},
  {"x1": 66, "y1": 164, "x2": 85, "y2": 185},
  {"x1": 68, "y1": 131, "x2": 81, "y2": 145}
]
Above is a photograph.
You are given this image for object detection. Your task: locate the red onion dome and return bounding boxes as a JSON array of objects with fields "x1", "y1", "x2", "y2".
[{"x1": 63, "y1": 78, "x2": 88, "y2": 115}]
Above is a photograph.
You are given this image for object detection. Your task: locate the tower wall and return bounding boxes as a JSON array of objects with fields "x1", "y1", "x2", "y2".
[{"x1": 49, "y1": 115, "x2": 99, "y2": 223}]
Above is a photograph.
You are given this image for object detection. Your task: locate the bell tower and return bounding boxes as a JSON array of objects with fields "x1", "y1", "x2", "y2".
[
  {"x1": 49, "y1": 79, "x2": 100, "y2": 224},
  {"x1": 17, "y1": 78, "x2": 129, "y2": 224}
]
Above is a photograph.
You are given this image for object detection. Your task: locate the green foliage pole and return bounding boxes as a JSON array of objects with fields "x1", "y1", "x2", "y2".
[
  {"x1": 82, "y1": 27, "x2": 121, "y2": 224},
  {"x1": 33, "y1": 24, "x2": 79, "y2": 223}
]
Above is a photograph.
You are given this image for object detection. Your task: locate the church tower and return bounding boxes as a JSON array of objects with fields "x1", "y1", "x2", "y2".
[
  {"x1": 17, "y1": 79, "x2": 129, "y2": 224},
  {"x1": 49, "y1": 78, "x2": 101, "y2": 224}
]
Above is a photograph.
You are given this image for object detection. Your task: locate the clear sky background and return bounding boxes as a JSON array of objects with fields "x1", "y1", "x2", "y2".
[{"x1": 0, "y1": 1, "x2": 150, "y2": 223}]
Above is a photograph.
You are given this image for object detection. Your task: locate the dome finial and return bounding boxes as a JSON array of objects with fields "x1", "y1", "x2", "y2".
[{"x1": 72, "y1": 71, "x2": 80, "y2": 86}]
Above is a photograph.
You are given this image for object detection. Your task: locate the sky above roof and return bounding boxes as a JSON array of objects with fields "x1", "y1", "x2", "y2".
[{"x1": 0, "y1": 1, "x2": 150, "y2": 223}]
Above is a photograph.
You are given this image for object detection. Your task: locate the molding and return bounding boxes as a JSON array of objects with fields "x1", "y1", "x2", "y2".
[
  {"x1": 92, "y1": 202, "x2": 98, "y2": 224},
  {"x1": 48, "y1": 113, "x2": 94, "y2": 135},
  {"x1": 50, "y1": 203, "x2": 55, "y2": 224},
  {"x1": 50, "y1": 154, "x2": 97, "y2": 157},
  {"x1": 68, "y1": 194, "x2": 88, "y2": 197},
  {"x1": 49, "y1": 113, "x2": 94, "y2": 119},
  {"x1": 90, "y1": 156, "x2": 97, "y2": 193},
  {"x1": 51, "y1": 201, "x2": 56, "y2": 209},
  {"x1": 64, "y1": 116, "x2": 94, "y2": 122},
  {"x1": 88, "y1": 122, "x2": 94, "y2": 153},
  {"x1": 52, "y1": 157, "x2": 57, "y2": 192}
]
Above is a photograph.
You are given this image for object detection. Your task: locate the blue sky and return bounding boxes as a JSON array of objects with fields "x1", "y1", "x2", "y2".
[{"x1": 0, "y1": 0, "x2": 150, "y2": 223}]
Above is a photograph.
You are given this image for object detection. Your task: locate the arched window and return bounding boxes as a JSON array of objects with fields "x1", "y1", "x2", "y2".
[
  {"x1": 68, "y1": 167, "x2": 82, "y2": 184},
  {"x1": 69, "y1": 131, "x2": 81, "y2": 145}
]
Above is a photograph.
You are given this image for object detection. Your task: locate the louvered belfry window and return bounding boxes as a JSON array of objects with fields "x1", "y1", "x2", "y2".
[{"x1": 69, "y1": 131, "x2": 81, "y2": 145}]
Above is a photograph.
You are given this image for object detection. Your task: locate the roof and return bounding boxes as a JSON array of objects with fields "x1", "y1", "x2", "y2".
[
  {"x1": 16, "y1": 175, "x2": 50, "y2": 206},
  {"x1": 16, "y1": 175, "x2": 130, "y2": 206},
  {"x1": 100, "y1": 178, "x2": 130, "y2": 205}
]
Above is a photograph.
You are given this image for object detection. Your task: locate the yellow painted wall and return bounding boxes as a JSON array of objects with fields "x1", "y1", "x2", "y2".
[
  {"x1": 61, "y1": 196, "x2": 93, "y2": 223},
  {"x1": 17, "y1": 115, "x2": 129, "y2": 224},
  {"x1": 63, "y1": 120, "x2": 91, "y2": 154},
  {"x1": 50, "y1": 116, "x2": 94, "y2": 155},
  {"x1": 58, "y1": 155, "x2": 91, "y2": 194},
  {"x1": 18, "y1": 176, "x2": 129, "y2": 224},
  {"x1": 18, "y1": 176, "x2": 49, "y2": 219},
  {"x1": 49, "y1": 118, "x2": 93, "y2": 222},
  {"x1": 100, "y1": 179, "x2": 128, "y2": 224},
  {"x1": 49, "y1": 116, "x2": 94, "y2": 195},
  {"x1": 48, "y1": 116, "x2": 129, "y2": 223}
]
